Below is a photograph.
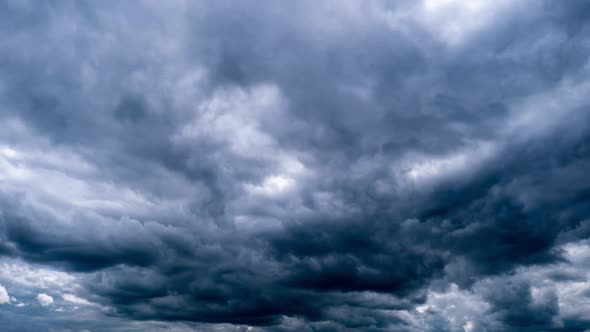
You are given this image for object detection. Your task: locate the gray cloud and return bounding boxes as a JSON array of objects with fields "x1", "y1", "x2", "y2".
[{"x1": 0, "y1": 0, "x2": 590, "y2": 331}]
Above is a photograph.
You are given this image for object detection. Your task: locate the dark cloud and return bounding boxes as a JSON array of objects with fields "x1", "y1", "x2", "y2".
[{"x1": 0, "y1": 0, "x2": 589, "y2": 331}]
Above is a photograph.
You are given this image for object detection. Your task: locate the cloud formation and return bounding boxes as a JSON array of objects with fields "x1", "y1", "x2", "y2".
[
  {"x1": 0, "y1": 284, "x2": 9, "y2": 304},
  {"x1": 0, "y1": 0, "x2": 589, "y2": 331},
  {"x1": 36, "y1": 293, "x2": 54, "y2": 307}
]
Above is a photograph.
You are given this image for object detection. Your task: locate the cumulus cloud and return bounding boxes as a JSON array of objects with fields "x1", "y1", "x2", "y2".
[
  {"x1": 37, "y1": 293, "x2": 54, "y2": 307},
  {"x1": 0, "y1": 284, "x2": 9, "y2": 304}
]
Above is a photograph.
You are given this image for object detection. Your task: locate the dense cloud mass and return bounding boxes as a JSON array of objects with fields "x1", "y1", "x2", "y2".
[{"x1": 1, "y1": 0, "x2": 590, "y2": 331}]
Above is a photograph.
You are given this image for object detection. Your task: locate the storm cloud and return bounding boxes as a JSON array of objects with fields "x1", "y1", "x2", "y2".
[{"x1": 1, "y1": 0, "x2": 590, "y2": 331}]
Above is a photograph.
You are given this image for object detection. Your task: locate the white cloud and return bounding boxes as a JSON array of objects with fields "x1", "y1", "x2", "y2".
[
  {"x1": 403, "y1": 141, "x2": 496, "y2": 184},
  {"x1": 246, "y1": 175, "x2": 295, "y2": 196},
  {"x1": 0, "y1": 138, "x2": 156, "y2": 220},
  {"x1": 382, "y1": 0, "x2": 513, "y2": 47},
  {"x1": 37, "y1": 293, "x2": 54, "y2": 306},
  {"x1": 0, "y1": 284, "x2": 10, "y2": 304},
  {"x1": 62, "y1": 294, "x2": 93, "y2": 306},
  {"x1": 176, "y1": 84, "x2": 285, "y2": 160},
  {"x1": 0, "y1": 260, "x2": 78, "y2": 291},
  {"x1": 415, "y1": 283, "x2": 490, "y2": 331}
]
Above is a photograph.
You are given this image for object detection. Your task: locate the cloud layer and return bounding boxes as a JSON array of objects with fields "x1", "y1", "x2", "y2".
[{"x1": 1, "y1": 1, "x2": 590, "y2": 331}]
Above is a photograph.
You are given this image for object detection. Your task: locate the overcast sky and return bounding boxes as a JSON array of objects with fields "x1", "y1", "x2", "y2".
[{"x1": 1, "y1": 1, "x2": 590, "y2": 331}]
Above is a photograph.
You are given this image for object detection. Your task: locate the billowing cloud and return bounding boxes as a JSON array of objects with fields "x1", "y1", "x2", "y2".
[
  {"x1": 0, "y1": 0, "x2": 589, "y2": 331},
  {"x1": 0, "y1": 284, "x2": 9, "y2": 304},
  {"x1": 36, "y1": 293, "x2": 54, "y2": 307}
]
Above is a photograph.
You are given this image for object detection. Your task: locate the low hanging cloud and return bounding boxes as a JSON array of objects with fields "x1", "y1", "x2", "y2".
[{"x1": 0, "y1": 0, "x2": 589, "y2": 331}]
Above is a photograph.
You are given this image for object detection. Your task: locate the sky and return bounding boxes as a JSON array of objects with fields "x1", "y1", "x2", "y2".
[{"x1": 0, "y1": 0, "x2": 590, "y2": 331}]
